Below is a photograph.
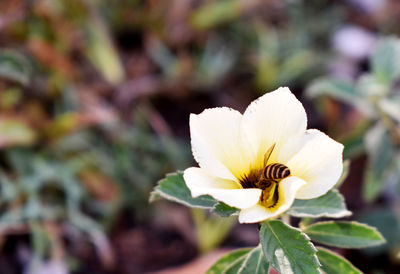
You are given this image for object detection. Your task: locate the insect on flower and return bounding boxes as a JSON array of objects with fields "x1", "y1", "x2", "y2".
[{"x1": 184, "y1": 87, "x2": 344, "y2": 223}]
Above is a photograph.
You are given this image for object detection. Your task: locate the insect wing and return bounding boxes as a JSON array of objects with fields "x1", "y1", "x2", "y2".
[{"x1": 263, "y1": 143, "x2": 276, "y2": 166}]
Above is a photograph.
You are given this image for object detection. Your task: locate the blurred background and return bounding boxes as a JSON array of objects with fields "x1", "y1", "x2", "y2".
[{"x1": 1, "y1": 0, "x2": 400, "y2": 273}]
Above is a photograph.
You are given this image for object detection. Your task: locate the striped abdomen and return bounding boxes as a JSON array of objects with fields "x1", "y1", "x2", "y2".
[{"x1": 263, "y1": 163, "x2": 290, "y2": 180}]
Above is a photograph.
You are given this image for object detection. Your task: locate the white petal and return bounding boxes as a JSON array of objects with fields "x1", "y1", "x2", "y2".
[
  {"x1": 238, "y1": 176, "x2": 306, "y2": 223},
  {"x1": 184, "y1": 167, "x2": 262, "y2": 209},
  {"x1": 242, "y1": 87, "x2": 307, "y2": 171},
  {"x1": 190, "y1": 107, "x2": 253, "y2": 180},
  {"x1": 287, "y1": 129, "x2": 344, "y2": 199}
]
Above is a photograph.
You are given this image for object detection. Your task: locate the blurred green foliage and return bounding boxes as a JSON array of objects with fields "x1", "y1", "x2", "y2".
[
  {"x1": 307, "y1": 37, "x2": 400, "y2": 201},
  {"x1": 0, "y1": 0, "x2": 400, "y2": 272},
  {"x1": 307, "y1": 36, "x2": 400, "y2": 261}
]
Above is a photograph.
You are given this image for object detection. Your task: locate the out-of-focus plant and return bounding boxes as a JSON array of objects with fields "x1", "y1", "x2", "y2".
[
  {"x1": 0, "y1": 149, "x2": 115, "y2": 272},
  {"x1": 69, "y1": 108, "x2": 192, "y2": 222},
  {"x1": 307, "y1": 37, "x2": 400, "y2": 202},
  {"x1": 123, "y1": 0, "x2": 343, "y2": 93},
  {"x1": 0, "y1": 50, "x2": 32, "y2": 86},
  {"x1": 306, "y1": 36, "x2": 400, "y2": 259},
  {"x1": 0, "y1": 39, "x2": 190, "y2": 274},
  {"x1": 0, "y1": 104, "x2": 190, "y2": 272},
  {"x1": 191, "y1": 208, "x2": 236, "y2": 254}
]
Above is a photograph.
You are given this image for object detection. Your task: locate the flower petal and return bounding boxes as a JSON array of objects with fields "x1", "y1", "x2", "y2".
[
  {"x1": 242, "y1": 87, "x2": 307, "y2": 171},
  {"x1": 238, "y1": 176, "x2": 306, "y2": 223},
  {"x1": 190, "y1": 107, "x2": 252, "y2": 180},
  {"x1": 184, "y1": 167, "x2": 262, "y2": 209},
  {"x1": 287, "y1": 129, "x2": 344, "y2": 199}
]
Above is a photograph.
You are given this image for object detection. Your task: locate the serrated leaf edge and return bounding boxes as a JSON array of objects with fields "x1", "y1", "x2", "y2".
[
  {"x1": 206, "y1": 248, "x2": 251, "y2": 274},
  {"x1": 149, "y1": 171, "x2": 217, "y2": 209},
  {"x1": 237, "y1": 245, "x2": 266, "y2": 274},
  {"x1": 288, "y1": 189, "x2": 352, "y2": 218},
  {"x1": 148, "y1": 190, "x2": 161, "y2": 203},
  {"x1": 303, "y1": 221, "x2": 386, "y2": 248},
  {"x1": 289, "y1": 209, "x2": 352, "y2": 218},
  {"x1": 263, "y1": 221, "x2": 321, "y2": 273},
  {"x1": 317, "y1": 246, "x2": 362, "y2": 274},
  {"x1": 222, "y1": 254, "x2": 247, "y2": 274}
]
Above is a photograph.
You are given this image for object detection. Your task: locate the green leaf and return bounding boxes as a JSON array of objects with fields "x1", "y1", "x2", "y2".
[
  {"x1": 341, "y1": 121, "x2": 370, "y2": 159},
  {"x1": 237, "y1": 246, "x2": 269, "y2": 274},
  {"x1": 190, "y1": 0, "x2": 242, "y2": 30},
  {"x1": 255, "y1": 29, "x2": 279, "y2": 90},
  {"x1": 317, "y1": 247, "x2": 361, "y2": 274},
  {"x1": 379, "y1": 94, "x2": 400, "y2": 123},
  {"x1": 358, "y1": 207, "x2": 400, "y2": 255},
  {"x1": 303, "y1": 221, "x2": 385, "y2": 248},
  {"x1": 371, "y1": 37, "x2": 400, "y2": 85},
  {"x1": 0, "y1": 172, "x2": 18, "y2": 202},
  {"x1": 260, "y1": 220, "x2": 320, "y2": 274},
  {"x1": 30, "y1": 222, "x2": 51, "y2": 260},
  {"x1": 0, "y1": 88, "x2": 22, "y2": 109},
  {"x1": 363, "y1": 123, "x2": 396, "y2": 201},
  {"x1": 363, "y1": 167, "x2": 383, "y2": 203},
  {"x1": 306, "y1": 77, "x2": 359, "y2": 103},
  {"x1": 356, "y1": 73, "x2": 389, "y2": 97},
  {"x1": 288, "y1": 189, "x2": 351, "y2": 218},
  {"x1": 212, "y1": 202, "x2": 239, "y2": 217},
  {"x1": 149, "y1": 172, "x2": 218, "y2": 208},
  {"x1": 207, "y1": 246, "x2": 269, "y2": 274},
  {"x1": 0, "y1": 118, "x2": 37, "y2": 148},
  {"x1": 278, "y1": 50, "x2": 317, "y2": 84},
  {"x1": 0, "y1": 49, "x2": 31, "y2": 85},
  {"x1": 85, "y1": 13, "x2": 124, "y2": 84},
  {"x1": 207, "y1": 248, "x2": 250, "y2": 274},
  {"x1": 192, "y1": 208, "x2": 236, "y2": 253},
  {"x1": 306, "y1": 77, "x2": 374, "y2": 117}
]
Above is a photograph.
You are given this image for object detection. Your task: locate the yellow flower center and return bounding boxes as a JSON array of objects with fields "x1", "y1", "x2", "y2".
[{"x1": 240, "y1": 163, "x2": 291, "y2": 208}]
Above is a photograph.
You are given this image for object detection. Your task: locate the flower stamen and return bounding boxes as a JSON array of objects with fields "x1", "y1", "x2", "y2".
[
  {"x1": 260, "y1": 181, "x2": 279, "y2": 208},
  {"x1": 240, "y1": 161, "x2": 291, "y2": 208}
]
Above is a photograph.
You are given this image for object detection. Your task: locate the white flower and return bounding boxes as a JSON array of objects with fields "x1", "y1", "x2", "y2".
[{"x1": 183, "y1": 87, "x2": 344, "y2": 223}]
